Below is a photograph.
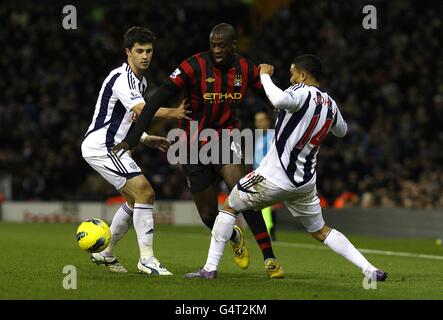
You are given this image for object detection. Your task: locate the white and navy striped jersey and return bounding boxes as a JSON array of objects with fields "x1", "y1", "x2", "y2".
[
  {"x1": 257, "y1": 75, "x2": 347, "y2": 192},
  {"x1": 81, "y1": 62, "x2": 147, "y2": 157}
]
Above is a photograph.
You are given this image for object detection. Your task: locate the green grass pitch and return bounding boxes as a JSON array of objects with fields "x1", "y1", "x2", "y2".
[{"x1": 1, "y1": 222, "x2": 443, "y2": 299}]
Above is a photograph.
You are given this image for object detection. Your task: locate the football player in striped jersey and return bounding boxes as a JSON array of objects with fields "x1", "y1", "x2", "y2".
[{"x1": 184, "y1": 54, "x2": 387, "y2": 281}]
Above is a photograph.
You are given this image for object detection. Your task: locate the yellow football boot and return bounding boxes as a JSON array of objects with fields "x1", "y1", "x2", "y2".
[
  {"x1": 264, "y1": 258, "x2": 285, "y2": 279},
  {"x1": 230, "y1": 225, "x2": 250, "y2": 269}
]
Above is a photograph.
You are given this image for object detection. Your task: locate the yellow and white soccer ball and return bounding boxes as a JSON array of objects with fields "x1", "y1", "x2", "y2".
[{"x1": 76, "y1": 218, "x2": 111, "y2": 253}]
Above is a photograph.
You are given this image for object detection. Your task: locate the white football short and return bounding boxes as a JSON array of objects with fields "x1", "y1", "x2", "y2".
[
  {"x1": 228, "y1": 171, "x2": 324, "y2": 232},
  {"x1": 83, "y1": 152, "x2": 142, "y2": 190}
]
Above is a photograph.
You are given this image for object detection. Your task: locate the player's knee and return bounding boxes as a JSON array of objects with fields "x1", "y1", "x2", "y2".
[
  {"x1": 226, "y1": 188, "x2": 243, "y2": 212},
  {"x1": 121, "y1": 193, "x2": 135, "y2": 208},
  {"x1": 134, "y1": 182, "x2": 155, "y2": 204},
  {"x1": 143, "y1": 186, "x2": 155, "y2": 203},
  {"x1": 309, "y1": 224, "x2": 331, "y2": 242},
  {"x1": 310, "y1": 230, "x2": 325, "y2": 242},
  {"x1": 195, "y1": 197, "x2": 217, "y2": 220},
  {"x1": 126, "y1": 199, "x2": 135, "y2": 208},
  {"x1": 223, "y1": 198, "x2": 232, "y2": 211},
  {"x1": 200, "y1": 216, "x2": 216, "y2": 229},
  {"x1": 222, "y1": 198, "x2": 238, "y2": 216},
  {"x1": 195, "y1": 202, "x2": 217, "y2": 230},
  {"x1": 211, "y1": 212, "x2": 236, "y2": 242}
]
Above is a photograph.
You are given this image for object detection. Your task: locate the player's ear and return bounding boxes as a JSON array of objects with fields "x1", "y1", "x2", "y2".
[
  {"x1": 232, "y1": 40, "x2": 238, "y2": 50},
  {"x1": 125, "y1": 47, "x2": 131, "y2": 58}
]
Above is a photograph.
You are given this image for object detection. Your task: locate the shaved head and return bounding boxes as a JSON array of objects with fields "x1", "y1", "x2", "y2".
[{"x1": 210, "y1": 23, "x2": 237, "y2": 42}]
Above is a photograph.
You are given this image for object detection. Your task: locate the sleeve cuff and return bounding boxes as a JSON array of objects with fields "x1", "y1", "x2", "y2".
[{"x1": 259, "y1": 73, "x2": 272, "y2": 84}]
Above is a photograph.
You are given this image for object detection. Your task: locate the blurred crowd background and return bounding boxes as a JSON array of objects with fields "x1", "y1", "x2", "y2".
[{"x1": 1, "y1": 0, "x2": 442, "y2": 209}]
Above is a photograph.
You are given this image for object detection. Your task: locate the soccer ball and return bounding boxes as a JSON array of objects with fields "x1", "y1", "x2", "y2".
[{"x1": 76, "y1": 218, "x2": 111, "y2": 253}]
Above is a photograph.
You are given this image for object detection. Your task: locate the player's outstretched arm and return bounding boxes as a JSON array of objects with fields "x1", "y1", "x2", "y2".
[
  {"x1": 140, "y1": 133, "x2": 171, "y2": 152},
  {"x1": 331, "y1": 107, "x2": 348, "y2": 138},
  {"x1": 112, "y1": 84, "x2": 177, "y2": 155},
  {"x1": 154, "y1": 99, "x2": 191, "y2": 120},
  {"x1": 259, "y1": 64, "x2": 305, "y2": 112}
]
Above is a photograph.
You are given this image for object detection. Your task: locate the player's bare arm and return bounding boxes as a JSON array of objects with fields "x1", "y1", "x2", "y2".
[
  {"x1": 140, "y1": 134, "x2": 171, "y2": 152},
  {"x1": 112, "y1": 84, "x2": 178, "y2": 156},
  {"x1": 131, "y1": 102, "x2": 145, "y2": 116},
  {"x1": 126, "y1": 99, "x2": 181, "y2": 154},
  {"x1": 259, "y1": 68, "x2": 293, "y2": 109},
  {"x1": 154, "y1": 98, "x2": 192, "y2": 120},
  {"x1": 259, "y1": 64, "x2": 308, "y2": 111},
  {"x1": 249, "y1": 64, "x2": 277, "y2": 112},
  {"x1": 131, "y1": 99, "x2": 191, "y2": 120}
]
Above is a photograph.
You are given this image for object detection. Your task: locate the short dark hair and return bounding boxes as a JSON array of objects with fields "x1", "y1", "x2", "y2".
[
  {"x1": 292, "y1": 54, "x2": 323, "y2": 81},
  {"x1": 124, "y1": 26, "x2": 156, "y2": 49},
  {"x1": 210, "y1": 23, "x2": 237, "y2": 42}
]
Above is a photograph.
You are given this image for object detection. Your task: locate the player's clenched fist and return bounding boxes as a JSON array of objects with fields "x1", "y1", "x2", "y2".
[{"x1": 259, "y1": 64, "x2": 274, "y2": 76}]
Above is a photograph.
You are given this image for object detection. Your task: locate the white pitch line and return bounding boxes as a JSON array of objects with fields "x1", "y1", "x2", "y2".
[
  {"x1": 273, "y1": 241, "x2": 443, "y2": 261},
  {"x1": 183, "y1": 233, "x2": 443, "y2": 261}
]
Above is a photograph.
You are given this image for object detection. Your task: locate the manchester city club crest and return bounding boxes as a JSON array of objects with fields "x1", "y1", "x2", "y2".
[{"x1": 234, "y1": 75, "x2": 242, "y2": 86}]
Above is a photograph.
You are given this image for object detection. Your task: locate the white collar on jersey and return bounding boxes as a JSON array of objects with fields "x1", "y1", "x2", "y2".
[{"x1": 123, "y1": 62, "x2": 144, "y2": 82}]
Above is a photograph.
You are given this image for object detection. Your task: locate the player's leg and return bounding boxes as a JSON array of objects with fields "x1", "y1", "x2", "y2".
[
  {"x1": 85, "y1": 151, "x2": 171, "y2": 275},
  {"x1": 182, "y1": 163, "x2": 240, "y2": 240},
  {"x1": 180, "y1": 163, "x2": 248, "y2": 276},
  {"x1": 100, "y1": 190, "x2": 134, "y2": 258},
  {"x1": 121, "y1": 174, "x2": 172, "y2": 275},
  {"x1": 184, "y1": 201, "x2": 239, "y2": 279},
  {"x1": 219, "y1": 164, "x2": 277, "y2": 262},
  {"x1": 286, "y1": 190, "x2": 388, "y2": 281},
  {"x1": 261, "y1": 206, "x2": 275, "y2": 240},
  {"x1": 91, "y1": 195, "x2": 132, "y2": 273},
  {"x1": 83, "y1": 155, "x2": 137, "y2": 272},
  {"x1": 185, "y1": 175, "x2": 285, "y2": 279},
  {"x1": 221, "y1": 171, "x2": 284, "y2": 278},
  {"x1": 120, "y1": 174, "x2": 154, "y2": 262},
  {"x1": 190, "y1": 184, "x2": 219, "y2": 230},
  {"x1": 306, "y1": 220, "x2": 388, "y2": 281},
  {"x1": 182, "y1": 163, "x2": 222, "y2": 229}
]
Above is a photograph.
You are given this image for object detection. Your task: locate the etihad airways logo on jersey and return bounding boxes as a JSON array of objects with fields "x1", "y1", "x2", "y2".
[{"x1": 203, "y1": 92, "x2": 242, "y2": 103}]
